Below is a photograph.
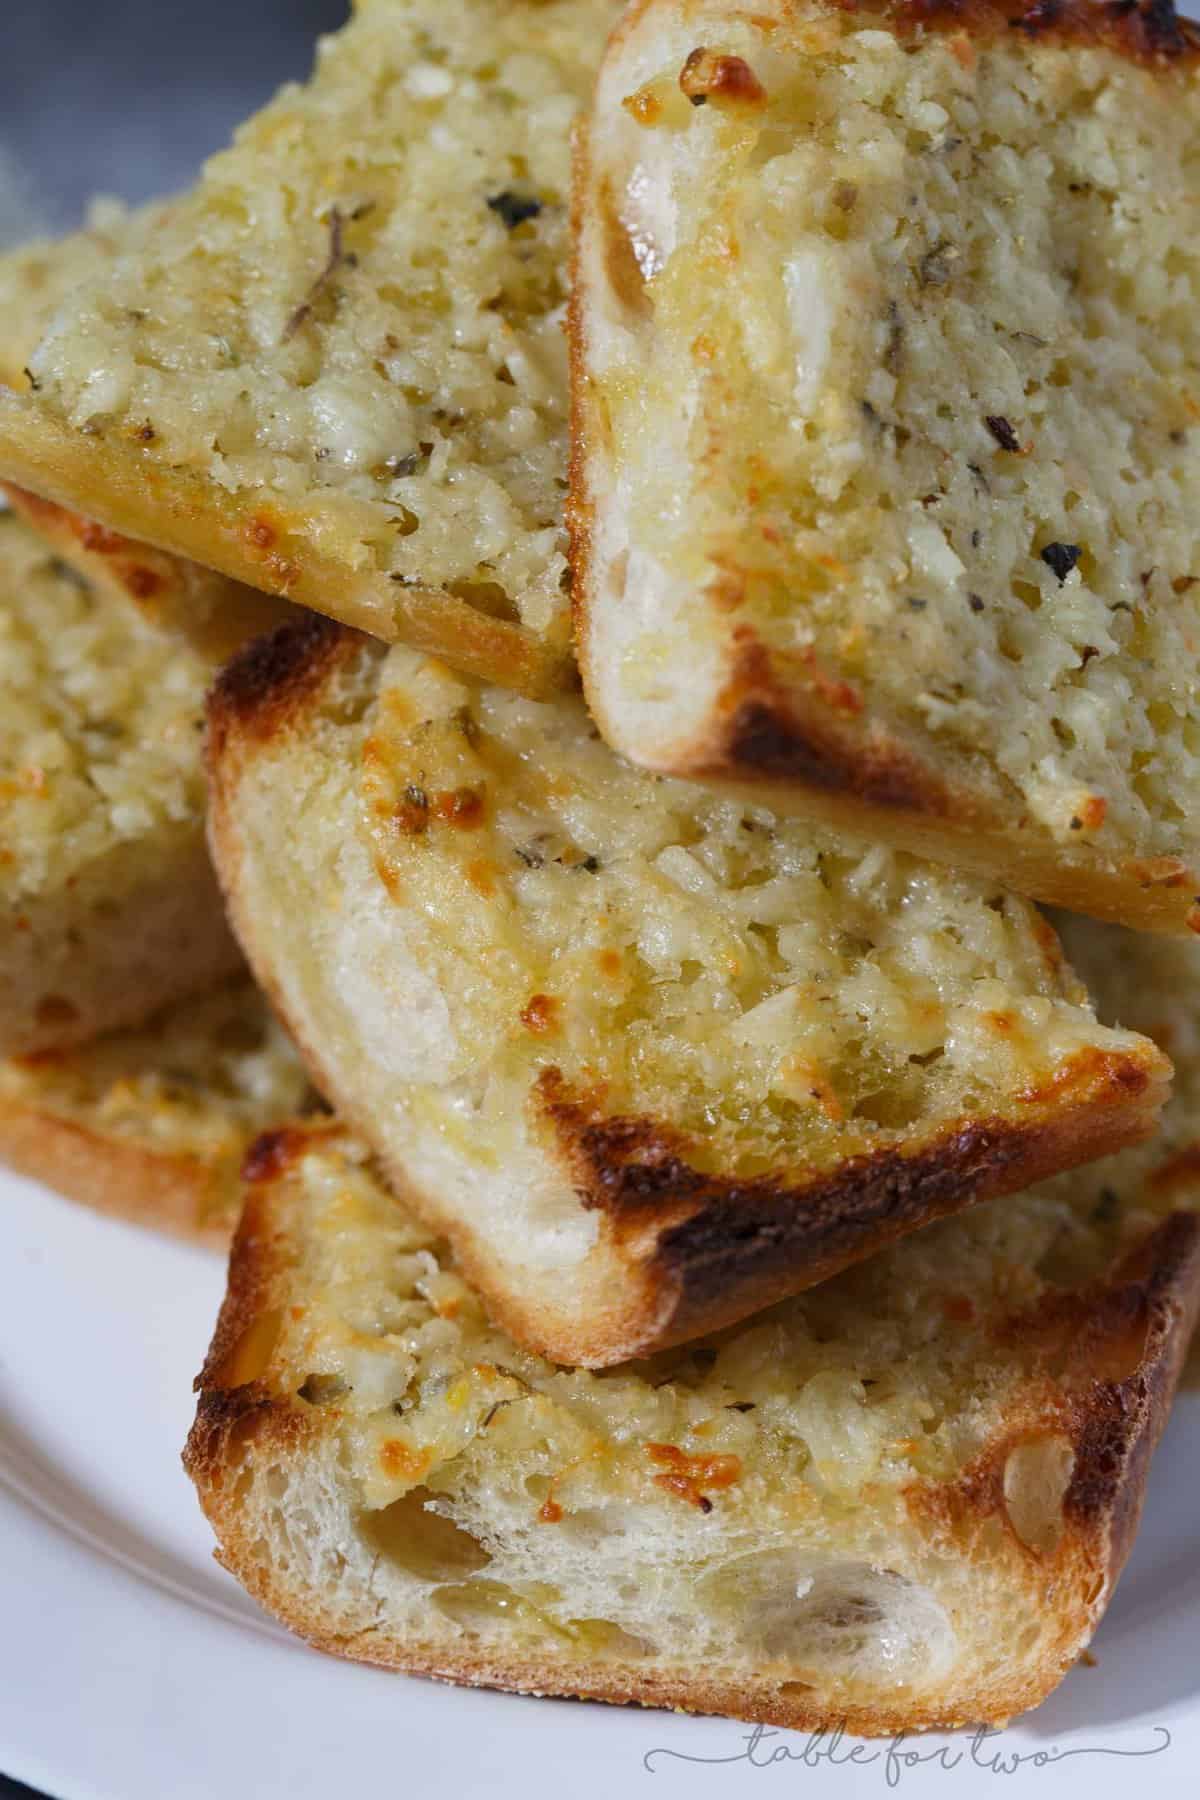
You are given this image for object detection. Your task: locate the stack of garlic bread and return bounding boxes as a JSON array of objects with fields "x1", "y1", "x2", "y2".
[{"x1": 3, "y1": 0, "x2": 1200, "y2": 1742}]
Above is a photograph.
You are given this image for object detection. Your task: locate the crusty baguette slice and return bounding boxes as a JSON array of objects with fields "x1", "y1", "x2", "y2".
[
  {"x1": 186, "y1": 919, "x2": 1200, "y2": 1732},
  {"x1": 0, "y1": 979, "x2": 317, "y2": 1244},
  {"x1": 205, "y1": 615, "x2": 1168, "y2": 1365},
  {"x1": 572, "y1": 0, "x2": 1200, "y2": 931},
  {"x1": 0, "y1": 209, "x2": 295, "y2": 656},
  {"x1": 0, "y1": 0, "x2": 623, "y2": 696},
  {"x1": 0, "y1": 510, "x2": 242, "y2": 1055}
]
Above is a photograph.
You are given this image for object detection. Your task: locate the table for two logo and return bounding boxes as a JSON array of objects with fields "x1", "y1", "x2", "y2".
[{"x1": 643, "y1": 1722, "x2": 1172, "y2": 1787}]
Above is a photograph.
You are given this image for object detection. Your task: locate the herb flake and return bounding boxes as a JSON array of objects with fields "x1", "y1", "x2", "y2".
[
  {"x1": 283, "y1": 206, "x2": 354, "y2": 342},
  {"x1": 1040, "y1": 542, "x2": 1081, "y2": 583},
  {"x1": 486, "y1": 190, "x2": 542, "y2": 229},
  {"x1": 985, "y1": 415, "x2": 1021, "y2": 452}
]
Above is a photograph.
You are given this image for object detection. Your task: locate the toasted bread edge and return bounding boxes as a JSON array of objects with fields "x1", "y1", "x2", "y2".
[{"x1": 0, "y1": 394, "x2": 567, "y2": 696}]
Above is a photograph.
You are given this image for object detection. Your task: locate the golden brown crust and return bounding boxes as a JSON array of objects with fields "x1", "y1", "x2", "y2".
[
  {"x1": 194, "y1": 1145, "x2": 314, "y2": 1389},
  {"x1": 185, "y1": 1129, "x2": 1200, "y2": 1733},
  {"x1": 706, "y1": 640, "x2": 1200, "y2": 931},
  {"x1": 601, "y1": 627, "x2": 1200, "y2": 930},
  {"x1": 1061, "y1": 1212, "x2": 1200, "y2": 1574},
  {"x1": 886, "y1": 0, "x2": 1200, "y2": 66},
  {"x1": 706, "y1": 632, "x2": 967, "y2": 816},
  {"x1": 1, "y1": 482, "x2": 297, "y2": 663},
  {"x1": 0, "y1": 1097, "x2": 232, "y2": 1246},
  {"x1": 207, "y1": 612, "x2": 357, "y2": 764},
  {"x1": 615, "y1": 0, "x2": 1200, "y2": 67},
  {"x1": 207, "y1": 616, "x2": 1173, "y2": 1368},
  {"x1": 0, "y1": 394, "x2": 568, "y2": 696}
]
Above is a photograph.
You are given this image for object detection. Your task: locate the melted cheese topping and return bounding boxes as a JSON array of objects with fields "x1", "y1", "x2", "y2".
[
  {"x1": 0, "y1": 513, "x2": 210, "y2": 900},
  {"x1": 349, "y1": 644, "x2": 1138, "y2": 1182},
  {"x1": 0, "y1": 198, "x2": 158, "y2": 392}
]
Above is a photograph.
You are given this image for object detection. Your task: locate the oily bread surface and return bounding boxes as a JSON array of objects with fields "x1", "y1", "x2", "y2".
[
  {"x1": 205, "y1": 615, "x2": 1168, "y2": 1364},
  {"x1": 0, "y1": 206, "x2": 295, "y2": 655},
  {"x1": 572, "y1": 0, "x2": 1200, "y2": 930},
  {"x1": 0, "y1": 0, "x2": 624, "y2": 695}
]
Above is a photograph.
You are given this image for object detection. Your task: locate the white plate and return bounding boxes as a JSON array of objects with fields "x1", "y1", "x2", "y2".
[{"x1": 1, "y1": 1165, "x2": 1198, "y2": 1800}]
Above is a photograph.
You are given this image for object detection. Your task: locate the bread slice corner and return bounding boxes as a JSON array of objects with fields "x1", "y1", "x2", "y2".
[
  {"x1": 0, "y1": 980, "x2": 316, "y2": 1244},
  {"x1": 0, "y1": 0, "x2": 628, "y2": 695},
  {"x1": 572, "y1": 0, "x2": 1200, "y2": 931},
  {"x1": 0, "y1": 481, "x2": 297, "y2": 662}
]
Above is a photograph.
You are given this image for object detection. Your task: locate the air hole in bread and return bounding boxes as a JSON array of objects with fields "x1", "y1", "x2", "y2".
[
  {"x1": 432, "y1": 1578, "x2": 556, "y2": 1637},
  {"x1": 264, "y1": 1466, "x2": 289, "y2": 1504},
  {"x1": 361, "y1": 1487, "x2": 491, "y2": 1582},
  {"x1": 1002, "y1": 1433, "x2": 1075, "y2": 1555},
  {"x1": 852, "y1": 1084, "x2": 928, "y2": 1131},
  {"x1": 296, "y1": 1372, "x2": 348, "y2": 1406},
  {"x1": 599, "y1": 176, "x2": 652, "y2": 317},
  {"x1": 712, "y1": 1552, "x2": 956, "y2": 1682},
  {"x1": 214, "y1": 1013, "x2": 270, "y2": 1054},
  {"x1": 567, "y1": 1618, "x2": 656, "y2": 1658},
  {"x1": 446, "y1": 579, "x2": 520, "y2": 623},
  {"x1": 218, "y1": 1307, "x2": 283, "y2": 1387}
]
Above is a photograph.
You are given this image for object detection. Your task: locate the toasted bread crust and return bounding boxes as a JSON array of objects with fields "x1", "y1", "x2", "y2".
[
  {"x1": 207, "y1": 617, "x2": 1171, "y2": 1366},
  {"x1": 185, "y1": 1125, "x2": 1200, "y2": 1732},
  {"x1": 200, "y1": 982, "x2": 1167, "y2": 1367},
  {"x1": 1, "y1": 482, "x2": 296, "y2": 663},
  {"x1": 911, "y1": 1210, "x2": 1200, "y2": 1605},
  {"x1": 839, "y1": 0, "x2": 1200, "y2": 64},
  {"x1": 683, "y1": 641, "x2": 1200, "y2": 933},
  {"x1": 0, "y1": 395, "x2": 566, "y2": 696},
  {"x1": 539, "y1": 1051, "x2": 1169, "y2": 1354},
  {"x1": 208, "y1": 611, "x2": 351, "y2": 759},
  {"x1": 572, "y1": 489, "x2": 1200, "y2": 929},
  {"x1": 0, "y1": 1099, "x2": 230, "y2": 1246}
]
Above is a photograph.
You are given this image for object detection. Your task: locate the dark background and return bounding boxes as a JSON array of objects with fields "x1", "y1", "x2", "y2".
[
  {"x1": 0, "y1": 9, "x2": 349, "y2": 1793},
  {"x1": 0, "y1": 0, "x2": 348, "y2": 230}
]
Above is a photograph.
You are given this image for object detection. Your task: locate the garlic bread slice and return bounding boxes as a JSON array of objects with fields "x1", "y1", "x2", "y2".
[
  {"x1": 0, "y1": 0, "x2": 622, "y2": 694},
  {"x1": 205, "y1": 615, "x2": 1168, "y2": 1365},
  {"x1": 573, "y1": 0, "x2": 1200, "y2": 930}
]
